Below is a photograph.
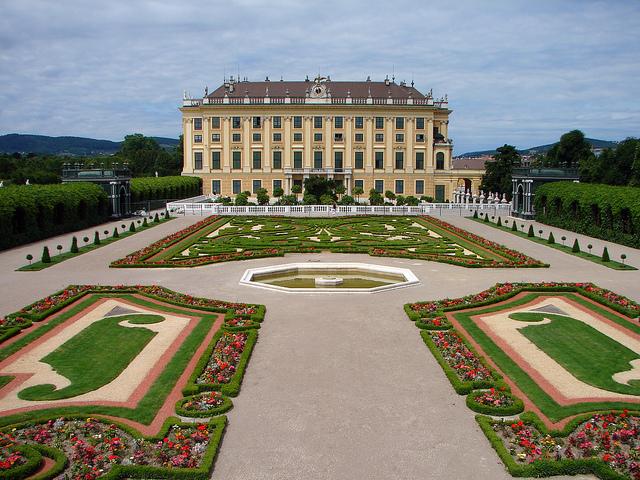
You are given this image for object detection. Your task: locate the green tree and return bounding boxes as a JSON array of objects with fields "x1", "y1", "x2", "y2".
[
  {"x1": 273, "y1": 186, "x2": 284, "y2": 199},
  {"x1": 256, "y1": 188, "x2": 270, "y2": 205},
  {"x1": 335, "y1": 183, "x2": 346, "y2": 199},
  {"x1": 555, "y1": 130, "x2": 593, "y2": 168},
  {"x1": 384, "y1": 190, "x2": 396, "y2": 203},
  {"x1": 369, "y1": 189, "x2": 384, "y2": 205},
  {"x1": 70, "y1": 236, "x2": 79, "y2": 253},
  {"x1": 41, "y1": 246, "x2": 51, "y2": 263},
  {"x1": 480, "y1": 144, "x2": 521, "y2": 200},
  {"x1": 353, "y1": 186, "x2": 364, "y2": 202},
  {"x1": 291, "y1": 184, "x2": 302, "y2": 202},
  {"x1": 302, "y1": 193, "x2": 318, "y2": 205},
  {"x1": 404, "y1": 195, "x2": 419, "y2": 206},
  {"x1": 235, "y1": 192, "x2": 249, "y2": 206},
  {"x1": 303, "y1": 176, "x2": 337, "y2": 201}
]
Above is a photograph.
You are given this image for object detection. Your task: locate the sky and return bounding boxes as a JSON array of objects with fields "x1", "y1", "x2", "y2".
[{"x1": 0, "y1": 0, "x2": 639, "y2": 154}]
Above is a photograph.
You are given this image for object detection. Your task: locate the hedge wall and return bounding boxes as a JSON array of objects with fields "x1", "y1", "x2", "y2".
[
  {"x1": 130, "y1": 176, "x2": 201, "y2": 202},
  {"x1": 0, "y1": 183, "x2": 109, "y2": 251},
  {"x1": 534, "y1": 182, "x2": 640, "y2": 248}
]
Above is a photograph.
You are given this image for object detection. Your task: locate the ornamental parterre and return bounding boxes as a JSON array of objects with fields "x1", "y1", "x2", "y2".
[
  {"x1": 10, "y1": 417, "x2": 212, "y2": 480},
  {"x1": 495, "y1": 411, "x2": 640, "y2": 479},
  {"x1": 0, "y1": 432, "x2": 24, "y2": 471},
  {"x1": 197, "y1": 332, "x2": 247, "y2": 385},
  {"x1": 182, "y1": 391, "x2": 226, "y2": 413},
  {"x1": 430, "y1": 330, "x2": 493, "y2": 382},
  {"x1": 473, "y1": 388, "x2": 515, "y2": 408}
]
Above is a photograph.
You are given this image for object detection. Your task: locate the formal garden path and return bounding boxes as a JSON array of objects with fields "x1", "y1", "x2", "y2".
[{"x1": 2, "y1": 213, "x2": 639, "y2": 479}]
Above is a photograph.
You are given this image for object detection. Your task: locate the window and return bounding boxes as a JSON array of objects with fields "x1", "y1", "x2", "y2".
[
  {"x1": 293, "y1": 116, "x2": 302, "y2": 128},
  {"x1": 313, "y1": 150, "x2": 323, "y2": 169},
  {"x1": 334, "y1": 133, "x2": 343, "y2": 142},
  {"x1": 232, "y1": 116, "x2": 241, "y2": 128},
  {"x1": 232, "y1": 179, "x2": 242, "y2": 195},
  {"x1": 232, "y1": 151, "x2": 241, "y2": 169},
  {"x1": 355, "y1": 116, "x2": 363, "y2": 129},
  {"x1": 395, "y1": 117, "x2": 404, "y2": 129},
  {"x1": 334, "y1": 116, "x2": 343, "y2": 129},
  {"x1": 211, "y1": 133, "x2": 221, "y2": 142},
  {"x1": 252, "y1": 179, "x2": 262, "y2": 194},
  {"x1": 375, "y1": 133, "x2": 384, "y2": 142},
  {"x1": 436, "y1": 152, "x2": 445, "y2": 170},
  {"x1": 374, "y1": 179, "x2": 384, "y2": 193},
  {"x1": 293, "y1": 132, "x2": 303, "y2": 142},
  {"x1": 272, "y1": 150, "x2": 282, "y2": 169},
  {"x1": 395, "y1": 133, "x2": 404, "y2": 142},
  {"x1": 211, "y1": 151, "x2": 221, "y2": 170},
  {"x1": 416, "y1": 117, "x2": 425, "y2": 129},
  {"x1": 374, "y1": 151, "x2": 384, "y2": 169},
  {"x1": 354, "y1": 179, "x2": 364, "y2": 190},
  {"x1": 272, "y1": 116, "x2": 282, "y2": 128},
  {"x1": 232, "y1": 133, "x2": 241, "y2": 142},
  {"x1": 293, "y1": 151, "x2": 303, "y2": 169},
  {"x1": 435, "y1": 184, "x2": 445, "y2": 202},
  {"x1": 194, "y1": 152, "x2": 203, "y2": 170},
  {"x1": 354, "y1": 151, "x2": 364, "y2": 169},
  {"x1": 273, "y1": 133, "x2": 282, "y2": 142},
  {"x1": 252, "y1": 116, "x2": 261, "y2": 128},
  {"x1": 415, "y1": 151, "x2": 425, "y2": 170},
  {"x1": 355, "y1": 133, "x2": 364, "y2": 142},
  {"x1": 314, "y1": 132, "x2": 323, "y2": 142},
  {"x1": 415, "y1": 133, "x2": 425, "y2": 142},
  {"x1": 415, "y1": 180, "x2": 425, "y2": 195},
  {"x1": 252, "y1": 150, "x2": 262, "y2": 170},
  {"x1": 395, "y1": 151, "x2": 404, "y2": 170},
  {"x1": 252, "y1": 133, "x2": 261, "y2": 142},
  {"x1": 194, "y1": 134, "x2": 202, "y2": 143},
  {"x1": 334, "y1": 151, "x2": 343, "y2": 170},
  {"x1": 434, "y1": 126, "x2": 440, "y2": 136},
  {"x1": 273, "y1": 179, "x2": 282, "y2": 192},
  {"x1": 375, "y1": 117, "x2": 384, "y2": 129},
  {"x1": 395, "y1": 179, "x2": 404, "y2": 194},
  {"x1": 211, "y1": 117, "x2": 220, "y2": 128},
  {"x1": 194, "y1": 118, "x2": 202, "y2": 130},
  {"x1": 211, "y1": 180, "x2": 221, "y2": 195},
  {"x1": 314, "y1": 116, "x2": 323, "y2": 128}
]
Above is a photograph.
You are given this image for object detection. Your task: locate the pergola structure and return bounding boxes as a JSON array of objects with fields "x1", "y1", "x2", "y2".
[{"x1": 511, "y1": 167, "x2": 579, "y2": 219}]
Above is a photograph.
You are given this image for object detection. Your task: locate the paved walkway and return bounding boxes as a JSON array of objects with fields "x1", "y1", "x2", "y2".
[{"x1": 1, "y1": 214, "x2": 636, "y2": 479}]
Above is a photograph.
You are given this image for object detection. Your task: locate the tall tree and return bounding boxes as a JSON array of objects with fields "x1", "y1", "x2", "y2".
[
  {"x1": 551, "y1": 130, "x2": 593, "y2": 168},
  {"x1": 480, "y1": 144, "x2": 521, "y2": 199}
]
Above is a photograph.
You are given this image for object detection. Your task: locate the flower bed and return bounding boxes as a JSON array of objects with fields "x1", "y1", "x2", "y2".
[
  {"x1": 407, "y1": 282, "x2": 640, "y2": 319},
  {"x1": 0, "y1": 416, "x2": 224, "y2": 480},
  {"x1": 197, "y1": 332, "x2": 247, "y2": 385},
  {"x1": 466, "y1": 388, "x2": 524, "y2": 416},
  {"x1": 480, "y1": 411, "x2": 640, "y2": 479},
  {"x1": 176, "y1": 391, "x2": 233, "y2": 418},
  {"x1": 415, "y1": 314, "x2": 451, "y2": 330},
  {"x1": 223, "y1": 315, "x2": 260, "y2": 331}
]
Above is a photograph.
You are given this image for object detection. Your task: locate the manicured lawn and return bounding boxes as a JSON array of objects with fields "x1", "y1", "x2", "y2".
[{"x1": 19, "y1": 314, "x2": 162, "y2": 401}]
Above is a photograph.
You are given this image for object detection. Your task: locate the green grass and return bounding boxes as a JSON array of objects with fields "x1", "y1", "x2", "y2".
[
  {"x1": 453, "y1": 292, "x2": 640, "y2": 422},
  {"x1": 512, "y1": 311, "x2": 640, "y2": 396},
  {"x1": 19, "y1": 314, "x2": 163, "y2": 400},
  {"x1": 17, "y1": 217, "x2": 173, "y2": 271},
  {"x1": 471, "y1": 216, "x2": 636, "y2": 270}
]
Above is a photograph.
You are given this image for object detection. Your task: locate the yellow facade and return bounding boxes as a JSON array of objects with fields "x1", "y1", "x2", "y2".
[{"x1": 180, "y1": 78, "x2": 483, "y2": 201}]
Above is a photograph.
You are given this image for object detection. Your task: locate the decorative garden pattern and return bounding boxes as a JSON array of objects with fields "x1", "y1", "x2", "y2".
[
  {"x1": 111, "y1": 215, "x2": 546, "y2": 268},
  {"x1": 0, "y1": 285, "x2": 265, "y2": 479},
  {"x1": 406, "y1": 282, "x2": 640, "y2": 479}
]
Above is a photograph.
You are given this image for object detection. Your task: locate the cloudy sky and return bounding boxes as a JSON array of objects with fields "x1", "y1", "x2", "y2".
[{"x1": 1, "y1": 0, "x2": 638, "y2": 154}]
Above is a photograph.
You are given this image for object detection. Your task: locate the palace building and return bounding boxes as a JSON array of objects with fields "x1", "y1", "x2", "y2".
[{"x1": 180, "y1": 76, "x2": 483, "y2": 201}]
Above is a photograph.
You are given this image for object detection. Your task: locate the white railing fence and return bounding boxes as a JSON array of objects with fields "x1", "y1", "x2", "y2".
[{"x1": 166, "y1": 202, "x2": 512, "y2": 218}]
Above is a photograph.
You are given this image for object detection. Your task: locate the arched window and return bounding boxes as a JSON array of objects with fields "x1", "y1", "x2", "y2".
[{"x1": 435, "y1": 152, "x2": 445, "y2": 170}]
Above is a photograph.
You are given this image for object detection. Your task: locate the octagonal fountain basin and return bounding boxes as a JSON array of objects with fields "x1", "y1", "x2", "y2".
[{"x1": 240, "y1": 262, "x2": 419, "y2": 293}]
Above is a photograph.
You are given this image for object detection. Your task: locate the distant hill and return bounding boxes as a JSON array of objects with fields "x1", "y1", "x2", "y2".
[
  {"x1": 458, "y1": 138, "x2": 619, "y2": 158},
  {"x1": 0, "y1": 134, "x2": 179, "y2": 156}
]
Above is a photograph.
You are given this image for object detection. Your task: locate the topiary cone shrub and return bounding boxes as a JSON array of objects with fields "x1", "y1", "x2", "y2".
[
  {"x1": 484, "y1": 213, "x2": 489, "y2": 223},
  {"x1": 527, "y1": 225, "x2": 534, "y2": 237},
  {"x1": 473, "y1": 210, "x2": 478, "y2": 219},
  {"x1": 70, "y1": 236, "x2": 79, "y2": 253},
  {"x1": 154, "y1": 213, "x2": 160, "y2": 223},
  {"x1": 547, "y1": 232, "x2": 555, "y2": 244},
  {"x1": 113, "y1": 227, "x2": 119, "y2": 238},
  {"x1": 602, "y1": 246, "x2": 610, "y2": 262},
  {"x1": 129, "y1": 222, "x2": 136, "y2": 233},
  {"x1": 143, "y1": 217, "x2": 148, "y2": 227},
  {"x1": 511, "y1": 221, "x2": 517, "y2": 232},
  {"x1": 41, "y1": 246, "x2": 51, "y2": 263},
  {"x1": 94, "y1": 231, "x2": 100, "y2": 245},
  {"x1": 572, "y1": 238, "x2": 580, "y2": 253},
  {"x1": 497, "y1": 217, "x2": 502, "y2": 227}
]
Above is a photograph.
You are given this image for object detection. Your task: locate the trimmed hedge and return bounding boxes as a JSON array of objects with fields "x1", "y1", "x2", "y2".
[
  {"x1": 465, "y1": 390, "x2": 524, "y2": 416},
  {"x1": 534, "y1": 182, "x2": 640, "y2": 248},
  {"x1": 0, "y1": 183, "x2": 109, "y2": 251},
  {"x1": 130, "y1": 176, "x2": 201, "y2": 202}
]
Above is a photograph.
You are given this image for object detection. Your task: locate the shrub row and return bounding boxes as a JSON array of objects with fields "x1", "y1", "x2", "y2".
[
  {"x1": 534, "y1": 182, "x2": 640, "y2": 248},
  {"x1": 130, "y1": 176, "x2": 201, "y2": 202},
  {"x1": 0, "y1": 183, "x2": 109, "y2": 251}
]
